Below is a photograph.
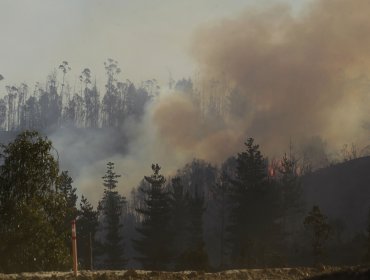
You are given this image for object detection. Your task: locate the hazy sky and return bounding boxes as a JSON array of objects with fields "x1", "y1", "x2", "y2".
[{"x1": 0, "y1": 0, "x2": 309, "y2": 89}]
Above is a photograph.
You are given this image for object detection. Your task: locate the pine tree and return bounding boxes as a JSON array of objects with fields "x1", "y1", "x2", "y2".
[
  {"x1": 304, "y1": 206, "x2": 332, "y2": 266},
  {"x1": 180, "y1": 190, "x2": 208, "y2": 271},
  {"x1": 56, "y1": 171, "x2": 78, "y2": 245},
  {"x1": 170, "y1": 177, "x2": 189, "y2": 269},
  {"x1": 227, "y1": 138, "x2": 281, "y2": 267},
  {"x1": 170, "y1": 177, "x2": 208, "y2": 270},
  {"x1": 277, "y1": 153, "x2": 304, "y2": 248},
  {"x1": 98, "y1": 162, "x2": 127, "y2": 269},
  {"x1": 211, "y1": 171, "x2": 230, "y2": 269},
  {"x1": 133, "y1": 164, "x2": 172, "y2": 270},
  {"x1": 77, "y1": 195, "x2": 99, "y2": 269}
]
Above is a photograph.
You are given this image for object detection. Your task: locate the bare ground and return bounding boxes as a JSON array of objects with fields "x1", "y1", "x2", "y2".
[{"x1": 0, "y1": 266, "x2": 369, "y2": 280}]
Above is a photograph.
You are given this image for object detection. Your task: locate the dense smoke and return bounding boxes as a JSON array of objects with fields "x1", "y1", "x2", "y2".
[
  {"x1": 155, "y1": 0, "x2": 370, "y2": 159},
  {"x1": 53, "y1": 0, "x2": 370, "y2": 204}
]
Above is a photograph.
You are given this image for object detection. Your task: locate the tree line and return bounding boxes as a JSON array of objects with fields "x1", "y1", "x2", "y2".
[
  {"x1": 0, "y1": 131, "x2": 369, "y2": 273},
  {"x1": 0, "y1": 60, "x2": 157, "y2": 131},
  {"x1": 0, "y1": 60, "x2": 242, "y2": 134}
]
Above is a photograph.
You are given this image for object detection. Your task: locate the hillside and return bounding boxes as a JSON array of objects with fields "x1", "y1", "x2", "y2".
[{"x1": 302, "y1": 156, "x2": 370, "y2": 233}]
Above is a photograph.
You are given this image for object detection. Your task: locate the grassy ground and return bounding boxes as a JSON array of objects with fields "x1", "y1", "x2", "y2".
[{"x1": 0, "y1": 266, "x2": 369, "y2": 280}]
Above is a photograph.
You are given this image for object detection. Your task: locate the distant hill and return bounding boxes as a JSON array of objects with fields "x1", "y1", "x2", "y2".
[{"x1": 302, "y1": 156, "x2": 370, "y2": 233}]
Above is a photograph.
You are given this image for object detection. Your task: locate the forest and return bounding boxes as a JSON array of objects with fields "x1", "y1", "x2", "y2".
[
  {"x1": 0, "y1": 60, "x2": 369, "y2": 274},
  {"x1": 0, "y1": 130, "x2": 369, "y2": 273},
  {"x1": 0, "y1": 60, "x2": 157, "y2": 131}
]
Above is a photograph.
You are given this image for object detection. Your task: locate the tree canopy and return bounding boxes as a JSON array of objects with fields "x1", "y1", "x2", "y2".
[{"x1": 0, "y1": 131, "x2": 75, "y2": 273}]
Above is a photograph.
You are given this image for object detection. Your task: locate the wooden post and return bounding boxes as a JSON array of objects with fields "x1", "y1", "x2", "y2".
[{"x1": 71, "y1": 219, "x2": 78, "y2": 276}]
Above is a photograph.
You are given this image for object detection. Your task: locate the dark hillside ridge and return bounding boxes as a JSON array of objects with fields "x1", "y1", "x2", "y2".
[{"x1": 302, "y1": 156, "x2": 370, "y2": 233}]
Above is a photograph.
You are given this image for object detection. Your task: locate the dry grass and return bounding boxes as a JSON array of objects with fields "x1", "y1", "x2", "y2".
[{"x1": 0, "y1": 266, "x2": 369, "y2": 280}]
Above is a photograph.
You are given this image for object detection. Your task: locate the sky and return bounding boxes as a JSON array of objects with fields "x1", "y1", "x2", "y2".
[{"x1": 0, "y1": 0, "x2": 309, "y2": 89}]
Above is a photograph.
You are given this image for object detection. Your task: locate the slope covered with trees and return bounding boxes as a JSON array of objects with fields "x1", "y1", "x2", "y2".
[
  {"x1": 0, "y1": 59, "x2": 154, "y2": 132},
  {"x1": 0, "y1": 133, "x2": 369, "y2": 272}
]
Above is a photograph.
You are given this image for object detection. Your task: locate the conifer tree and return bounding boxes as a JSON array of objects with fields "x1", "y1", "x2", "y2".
[
  {"x1": 170, "y1": 177, "x2": 208, "y2": 270},
  {"x1": 277, "y1": 153, "x2": 303, "y2": 241},
  {"x1": 77, "y1": 195, "x2": 99, "y2": 269},
  {"x1": 57, "y1": 171, "x2": 78, "y2": 219},
  {"x1": 133, "y1": 164, "x2": 172, "y2": 270},
  {"x1": 179, "y1": 190, "x2": 208, "y2": 271},
  {"x1": 211, "y1": 171, "x2": 230, "y2": 269},
  {"x1": 170, "y1": 177, "x2": 189, "y2": 269},
  {"x1": 98, "y1": 162, "x2": 127, "y2": 269},
  {"x1": 227, "y1": 138, "x2": 281, "y2": 267},
  {"x1": 304, "y1": 206, "x2": 332, "y2": 265}
]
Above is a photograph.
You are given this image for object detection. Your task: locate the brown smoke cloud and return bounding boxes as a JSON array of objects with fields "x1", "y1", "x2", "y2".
[
  {"x1": 152, "y1": 94, "x2": 245, "y2": 163},
  {"x1": 152, "y1": 0, "x2": 370, "y2": 162},
  {"x1": 65, "y1": 0, "x2": 370, "y2": 204}
]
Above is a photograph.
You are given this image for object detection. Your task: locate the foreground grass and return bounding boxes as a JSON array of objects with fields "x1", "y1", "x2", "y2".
[{"x1": 0, "y1": 266, "x2": 369, "y2": 280}]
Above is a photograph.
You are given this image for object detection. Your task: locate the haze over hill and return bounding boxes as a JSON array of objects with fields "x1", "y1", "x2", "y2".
[
  {"x1": 0, "y1": 0, "x2": 369, "y2": 206},
  {"x1": 1, "y1": 0, "x2": 370, "y2": 273}
]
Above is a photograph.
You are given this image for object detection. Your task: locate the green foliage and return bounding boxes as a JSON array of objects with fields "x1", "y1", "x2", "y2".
[
  {"x1": 227, "y1": 138, "x2": 282, "y2": 267},
  {"x1": 170, "y1": 177, "x2": 189, "y2": 267},
  {"x1": 180, "y1": 192, "x2": 208, "y2": 271},
  {"x1": 77, "y1": 195, "x2": 99, "y2": 269},
  {"x1": 0, "y1": 130, "x2": 59, "y2": 200},
  {"x1": 304, "y1": 206, "x2": 332, "y2": 265},
  {"x1": 57, "y1": 171, "x2": 78, "y2": 246},
  {"x1": 211, "y1": 171, "x2": 231, "y2": 270},
  {"x1": 0, "y1": 131, "x2": 74, "y2": 273},
  {"x1": 98, "y1": 162, "x2": 127, "y2": 269},
  {"x1": 170, "y1": 177, "x2": 208, "y2": 271},
  {"x1": 276, "y1": 153, "x2": 304, "y2": 259},
  {"x1": 277, "y1": 154, "x2": 303, "y2": 219},
  {"x1": 235, "y1": 138, "x2": 267, "y2": 188},
  {"x1": 133, "y1": 164, "x2": 173, "y2": 270}
]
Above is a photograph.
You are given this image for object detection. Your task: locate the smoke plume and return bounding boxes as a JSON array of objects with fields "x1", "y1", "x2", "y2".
[
  {"x1": 154, "y1": 0, "x2": 370, "y2": 160},
  {"x1": 54, "y1": 0, "x2": 370, "y2": 204}
]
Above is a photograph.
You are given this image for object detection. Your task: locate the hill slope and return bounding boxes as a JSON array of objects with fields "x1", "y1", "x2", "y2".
[{"x1": 302, "y1": 156, "x2": 370, "y2": 232}]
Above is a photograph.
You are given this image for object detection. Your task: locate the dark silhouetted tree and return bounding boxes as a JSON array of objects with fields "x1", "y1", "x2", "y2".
[
  {"x1": 169, "y1": 177, "x2": 189, "y2": 269},
  {"x1": 179, "y1": 190, "x2": 208, "y2": 271},
  {"x1": 277, "y1": 153, "x2": 303, "y2": 236},
  {"x1": 169, "y1": 177, "x2": 208, "y2": 270},
  {"x1": 84, "y1": 82, "x2": 100, "y2": 128},
  {"x1": 102, "y1": 59, "x2": 121, "y2": 127},
  {"x1": 98, "y1": 162, "x2": 127, "y2": 269},
  {"x1": 304, "y1": 206, "x2": 332, "y2": 266},
  {"x1": 56, "y1": 171, "x2": 78, "y2": 248},
  {"x1": 0, "y1": 98, "x2": 7, "y2": 130},
  {"x1": 210, "y1": 171, "x2": 231, "y2": 269},
  {"x1": 227, "y1": 138, "x2": 281, "y2": 267},
  {"x1": 133, "y1": 164, "x2": 172, "y2": 270},
  {"x1": 77, "y1": 195, "x2": 99, "y2": 269},
  {"x1": 58, "y1": 61, "x2": 71, "y2": 104}
]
